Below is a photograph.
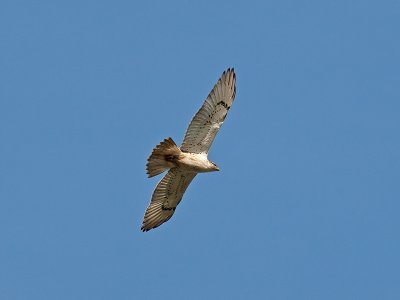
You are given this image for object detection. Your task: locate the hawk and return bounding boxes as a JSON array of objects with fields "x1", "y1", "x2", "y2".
[{"x1": 141, "y1": 68, "x2": 236, "y2": 231}]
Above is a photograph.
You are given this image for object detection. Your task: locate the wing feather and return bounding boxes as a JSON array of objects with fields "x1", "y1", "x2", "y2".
[
  {"x1": 141, "y1": 168, "x2": 196, "y2": 231},
  {"x1": 181, "y1": 68, "x2": 236, "y2": 154}
]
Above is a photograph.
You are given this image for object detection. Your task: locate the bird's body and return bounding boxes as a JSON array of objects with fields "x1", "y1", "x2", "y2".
[
  {"x1": 141, "y1": 68, "x2": 236, "y2": 231},
  {"x1": 175, "y1": 152, "x2": 219, "y2": 173}
]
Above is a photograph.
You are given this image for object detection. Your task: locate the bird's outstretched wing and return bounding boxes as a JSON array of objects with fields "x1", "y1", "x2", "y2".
[
  {"x1": 141, "y1": 168, "x2": 197, "y2": 231},
  {"x1": 181, "y1": 68, "x2": 236, "y2": 154}
]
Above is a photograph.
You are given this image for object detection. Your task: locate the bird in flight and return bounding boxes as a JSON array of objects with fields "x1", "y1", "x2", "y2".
[{"x1": 141, "y1": 68, "x2": 236, "y2": 231}]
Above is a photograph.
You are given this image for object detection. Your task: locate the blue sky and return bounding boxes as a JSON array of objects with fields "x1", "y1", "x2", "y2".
[{"x1": 1, "y1": 0, "x2": 399, "y2": 299}]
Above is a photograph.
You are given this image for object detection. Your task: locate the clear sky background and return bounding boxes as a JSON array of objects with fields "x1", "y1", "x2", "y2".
[{"x1": 1, "y1": 1, "x2": 399, "y2": 299}]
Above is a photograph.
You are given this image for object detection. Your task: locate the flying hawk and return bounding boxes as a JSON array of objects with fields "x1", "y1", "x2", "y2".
[{"x1": 141, "y1": 68, "x2": 236, "y2": 231}]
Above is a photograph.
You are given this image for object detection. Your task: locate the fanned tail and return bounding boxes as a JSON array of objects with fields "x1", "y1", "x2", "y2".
[{"x1": 146, "y1": 137, "x2": 181, "y2": 178}]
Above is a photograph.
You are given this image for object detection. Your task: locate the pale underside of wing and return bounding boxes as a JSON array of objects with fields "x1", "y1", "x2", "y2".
[
  {"x1": 141, "y1": 168, "x2": 197, "y2": 232},
  {"x1": 181, "y1": 68, "x2": 236, "y2": 154}
]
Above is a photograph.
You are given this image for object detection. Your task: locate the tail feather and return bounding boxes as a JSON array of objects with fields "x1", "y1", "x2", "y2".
[{"x1": 146, "y1": 137, "x2": 181, "y2": 178}]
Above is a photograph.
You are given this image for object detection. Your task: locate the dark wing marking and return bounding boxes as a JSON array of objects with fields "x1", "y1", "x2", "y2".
[
  {"x1": 141, "y1": 168, "x2": 197, "y2": 231},
  {"x1": 181, "y1": 68, "x2": 236, "y2": 154}
]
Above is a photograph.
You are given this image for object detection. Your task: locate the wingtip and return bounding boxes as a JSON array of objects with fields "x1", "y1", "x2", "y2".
[
  {"x1": 224, "y1": 67, "x2": 235, "y2": 74},
  {"x1": 221, "y1": 68, "x2": 236, "y2": 89},
  {"x1": 141, "y1": 223, "x2": 153, "y2": 232},
  {"x1": 223, "y1": 68, "x2": 236, "y2": 82}
]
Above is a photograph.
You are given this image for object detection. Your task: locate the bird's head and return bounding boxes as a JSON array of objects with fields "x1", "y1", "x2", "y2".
[{"x1": 210, "y1": 161, "x2": 220, "y2": 172}]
